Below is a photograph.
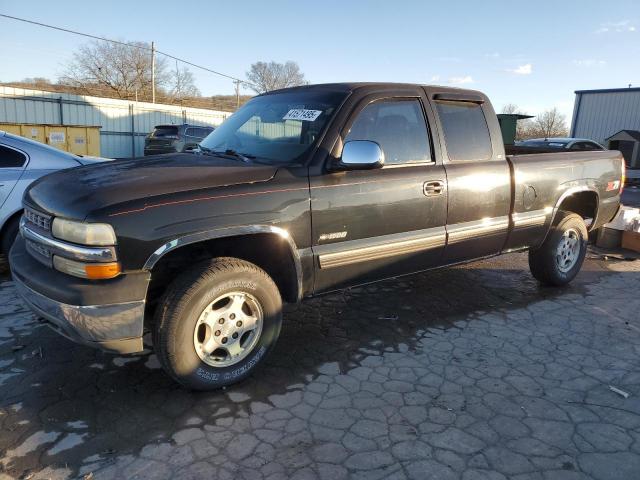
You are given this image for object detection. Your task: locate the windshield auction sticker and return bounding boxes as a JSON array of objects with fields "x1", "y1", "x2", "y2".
[{"x1": 283, "y1": 109, "x2": 322, "y2": 121}]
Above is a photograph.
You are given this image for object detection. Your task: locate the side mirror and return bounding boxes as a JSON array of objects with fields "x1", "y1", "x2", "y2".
[{"x1": 338, "y1": 140, "x2": 385, "y2": 170}]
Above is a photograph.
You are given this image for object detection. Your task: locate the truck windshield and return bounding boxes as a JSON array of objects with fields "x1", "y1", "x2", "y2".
[{"x1": 199, "y1": 90, "x2": 347, "y2": 164}]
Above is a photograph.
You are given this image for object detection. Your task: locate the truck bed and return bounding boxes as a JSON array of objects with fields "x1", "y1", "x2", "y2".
[{"x1": 504, "y1": 149, "x2": 624, "y2": 250}]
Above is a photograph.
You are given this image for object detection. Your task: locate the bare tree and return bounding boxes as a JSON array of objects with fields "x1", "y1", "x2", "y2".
[
  {"x1": 528, "y1": 108, "x2": 568, "y2": 138},
  {"x1": 501, "y1": 103, "x2": 521, "y2": 114},
  {"x1": 168, "y1": 62, "x2": 200, "y2": 102},
  {"x1": 60, "y1": 40, "x2": 170, "y2": 100},
  {"x1": 245, "y1": 61, "x2": 306, "y2": 94},
  {"x1": 21, "y1": 77, "x2": 53, "y2": 87}
]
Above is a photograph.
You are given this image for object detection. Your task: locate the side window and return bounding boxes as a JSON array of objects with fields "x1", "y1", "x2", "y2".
[
  {"x1": 345, "y1": 99, "x2": 431, "y2": 165},
  {"x1": 0, "y1": 145, "x2": 27, "y2": 168},
  {"x1": 435, "y1": 101, "x2": 492, "y2": 161},
  {"x1": 185, "y1": 128, "x2": 195, "y2": 137}
]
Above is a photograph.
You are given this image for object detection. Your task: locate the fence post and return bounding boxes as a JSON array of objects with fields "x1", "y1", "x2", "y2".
[
  {"x1": 130, "y1": 104, "x2": 135, "y2": 158},
  {"x1": 58, "y1": 97, "x2": 64, "y2": 125}
]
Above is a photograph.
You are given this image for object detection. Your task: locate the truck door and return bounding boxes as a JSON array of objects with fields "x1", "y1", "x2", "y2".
[
  {"x1": 0, "y1": 144, "x2": 28, "y2": 209},
  {"x1": 310, "y1": 89, "x2": 448, "y2": 293},
  {"x1": 428, "y1": 91, "x2": 511, "y2": 263}
]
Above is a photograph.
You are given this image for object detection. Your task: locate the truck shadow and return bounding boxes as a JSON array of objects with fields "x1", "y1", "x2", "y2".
[{"x1": 0, "y1": 253, "x2": 626, "y2": 477}]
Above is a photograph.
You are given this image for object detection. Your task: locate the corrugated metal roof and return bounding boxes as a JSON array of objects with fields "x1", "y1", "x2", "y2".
[{"x1": 575, "y1": 87, "x2": 640, "y2": 94}]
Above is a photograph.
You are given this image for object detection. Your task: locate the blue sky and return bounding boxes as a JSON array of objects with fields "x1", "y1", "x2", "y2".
[{"x1": 1, "y1": 0, "x2": 638, "y2": 121}]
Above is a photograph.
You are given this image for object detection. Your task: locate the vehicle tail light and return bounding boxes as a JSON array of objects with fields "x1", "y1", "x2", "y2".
[{"x1": 621, "y1": 160, "x2": 625, "y2": 194}]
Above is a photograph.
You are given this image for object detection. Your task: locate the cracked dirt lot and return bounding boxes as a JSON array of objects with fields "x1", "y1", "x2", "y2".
[{"x1": 0, "y1": 252, "x2": 639, "y2": 480}]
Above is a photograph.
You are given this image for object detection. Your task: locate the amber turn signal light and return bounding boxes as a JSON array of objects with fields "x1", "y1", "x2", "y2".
[{"x1": 84, "y1": 262, "x2": 121, "y2": 280}]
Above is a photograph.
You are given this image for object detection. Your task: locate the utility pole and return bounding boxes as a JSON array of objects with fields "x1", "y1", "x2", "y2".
[
  {"x1": 234, "y1": 79, "x2": 241, "y2": 110},
  {"x1": 151, "y1": 41, "x2": 156, "y2": 103}
]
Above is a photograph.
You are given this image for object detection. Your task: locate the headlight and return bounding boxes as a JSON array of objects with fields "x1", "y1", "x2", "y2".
[
  {"x1": 53, "y1": 256, "x2": 121, "y2": 280},
  {"x1": 52, "y1": 218, "x2": 116, "y2": 246}
]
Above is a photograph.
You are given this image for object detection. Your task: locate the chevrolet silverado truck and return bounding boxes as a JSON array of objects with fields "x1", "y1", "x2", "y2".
[{"x1": 9, "y1": 83, "x2": 624, "y2": 390}]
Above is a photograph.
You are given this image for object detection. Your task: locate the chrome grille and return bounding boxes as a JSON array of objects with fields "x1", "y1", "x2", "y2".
[
  {"x1": 24, "y1": 207, "x2": 52, "y2": 231},
  {"x1": 25, "y1": 239, "x2": 53, "y2": 266}
]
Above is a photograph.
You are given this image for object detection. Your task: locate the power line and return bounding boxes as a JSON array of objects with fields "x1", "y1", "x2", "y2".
[{"x1": 0, "y1": 13, "x2": 253, "y2": 87}]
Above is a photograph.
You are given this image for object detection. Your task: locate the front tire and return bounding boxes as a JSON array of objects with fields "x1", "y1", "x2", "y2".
[
  {"x1": 529, "y1": 211, "x2": 588, "y2": 286},
  {"x1": 153, "y1": 257, "x2": 282, "y2": 390}
]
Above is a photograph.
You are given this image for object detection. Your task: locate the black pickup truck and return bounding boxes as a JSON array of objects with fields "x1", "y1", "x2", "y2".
[{"x1": 10, "y1": 83, "x2": 624, "y2": 390}]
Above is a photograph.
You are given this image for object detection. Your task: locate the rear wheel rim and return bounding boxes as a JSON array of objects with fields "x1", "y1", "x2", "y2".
[
  {"x1": 556, "y1": 228, "x2": 581, "y2": 273},
  {"x1": 193, "y1": 291, "x2": 263, "y2": 368}
]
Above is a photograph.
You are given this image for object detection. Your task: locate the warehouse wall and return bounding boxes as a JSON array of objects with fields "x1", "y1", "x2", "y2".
[
  {"x1": 0, "y1": 86, "x2": 231, "y2": 158},
  {"x1": 571, "y1": 89, "x2": 640, "y2": 144}
]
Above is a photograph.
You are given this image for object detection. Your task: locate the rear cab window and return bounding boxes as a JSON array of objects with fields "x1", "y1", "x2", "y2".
[
  {"x1": 435, "y1": 101, "x2": 492, "y2": 161},
  {"x1": 152, "y1": 126, "x2": 179, "y2": 138}
]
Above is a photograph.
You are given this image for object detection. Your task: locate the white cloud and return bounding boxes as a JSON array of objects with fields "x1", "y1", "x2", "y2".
[
  {"x1": 484, "y1": 52, "x2": 500, "y2": 59},
  {"x1": 596, "y1": 20, "x2": 636, "y2": 33},
  {"x1": 430, "y1": 75, "x2": 441, "y2": 82},
  {"x1": 447, "y1": 76, "x2": 474, "y2": 85},
  {"x1": 572, "y1": 59, "x2": 607, "y2": 67},
  {"x1": 508, "y1": 64, "x2": 532, "y2": 75}
]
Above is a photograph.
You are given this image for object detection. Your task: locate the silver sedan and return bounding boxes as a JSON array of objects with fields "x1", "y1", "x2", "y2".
[{"x1": 0, "y1": 131, "x2": 109, "y2": 253}]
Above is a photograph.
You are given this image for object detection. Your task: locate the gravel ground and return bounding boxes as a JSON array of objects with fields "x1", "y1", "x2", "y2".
[{"x1": 0, "y1": 252, "x2": 639, "y2": 480}]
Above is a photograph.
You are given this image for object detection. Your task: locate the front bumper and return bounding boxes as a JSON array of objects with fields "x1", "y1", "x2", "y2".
[{"x1": 10, "y1": 237, "x2": 149, "y2": 354}]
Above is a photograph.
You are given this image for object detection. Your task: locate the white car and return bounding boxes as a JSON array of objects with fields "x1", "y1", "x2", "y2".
[{"x1": 0, "y1": 131, "x2": 110, "y2": 253}]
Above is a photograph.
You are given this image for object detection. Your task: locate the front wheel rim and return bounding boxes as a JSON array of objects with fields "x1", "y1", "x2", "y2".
[
  {"x1": 556, "y1": 228, "x2": 581, "y2": 273},
  {"x1": 193, "y1": 291, "x2": 263, "y2": 368}
]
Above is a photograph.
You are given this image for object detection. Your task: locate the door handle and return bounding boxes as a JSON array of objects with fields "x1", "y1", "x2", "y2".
[{"x1": 423, "y1": 180, "x2": 445, "y2": 196}]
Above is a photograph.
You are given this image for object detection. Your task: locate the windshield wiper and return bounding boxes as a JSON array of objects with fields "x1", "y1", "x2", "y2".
[{"x1": 199, "y1": 145, "x2": 255, "y2": 163}]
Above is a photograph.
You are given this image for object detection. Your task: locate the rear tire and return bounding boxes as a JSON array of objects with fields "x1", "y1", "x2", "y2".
[
  {"x1": 153, "y1": 257, "x2": 282, "y2": 390},
  {"x1": 529, "y1": 211, "x2": 588, "y2": 286}
]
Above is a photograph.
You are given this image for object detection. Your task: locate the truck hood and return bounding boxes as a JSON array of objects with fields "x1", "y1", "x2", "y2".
[{"x1": 24, "y1": 153, "x2": 278, "y2": 219}]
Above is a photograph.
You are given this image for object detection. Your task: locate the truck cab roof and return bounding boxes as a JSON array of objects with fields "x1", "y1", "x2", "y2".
[{"x1": 264, "y1": 82, "x2": 484, "y2": 97}]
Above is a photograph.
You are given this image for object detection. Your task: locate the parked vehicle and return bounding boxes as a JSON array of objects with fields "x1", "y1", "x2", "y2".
[
  {"x1": 143, "y1": 124, "x2": 214, "y2": 156},
  {"x1": 10, "y1": 83, "x2": 624, "y2": 390},
  {"x1": 516, "y1": 137, "x2": 605, "y2": 151},
  {"x1": 0, "y1": 131, "x2": 109, "y2": 254}
]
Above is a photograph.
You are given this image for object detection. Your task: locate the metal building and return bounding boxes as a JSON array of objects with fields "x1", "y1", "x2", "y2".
[
  {"x1": 571, "y1": 87, "x2": 640, "y2": 172},
  {"x1": 0, "y1": 86, "x2": 231, "y2": 158}
]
